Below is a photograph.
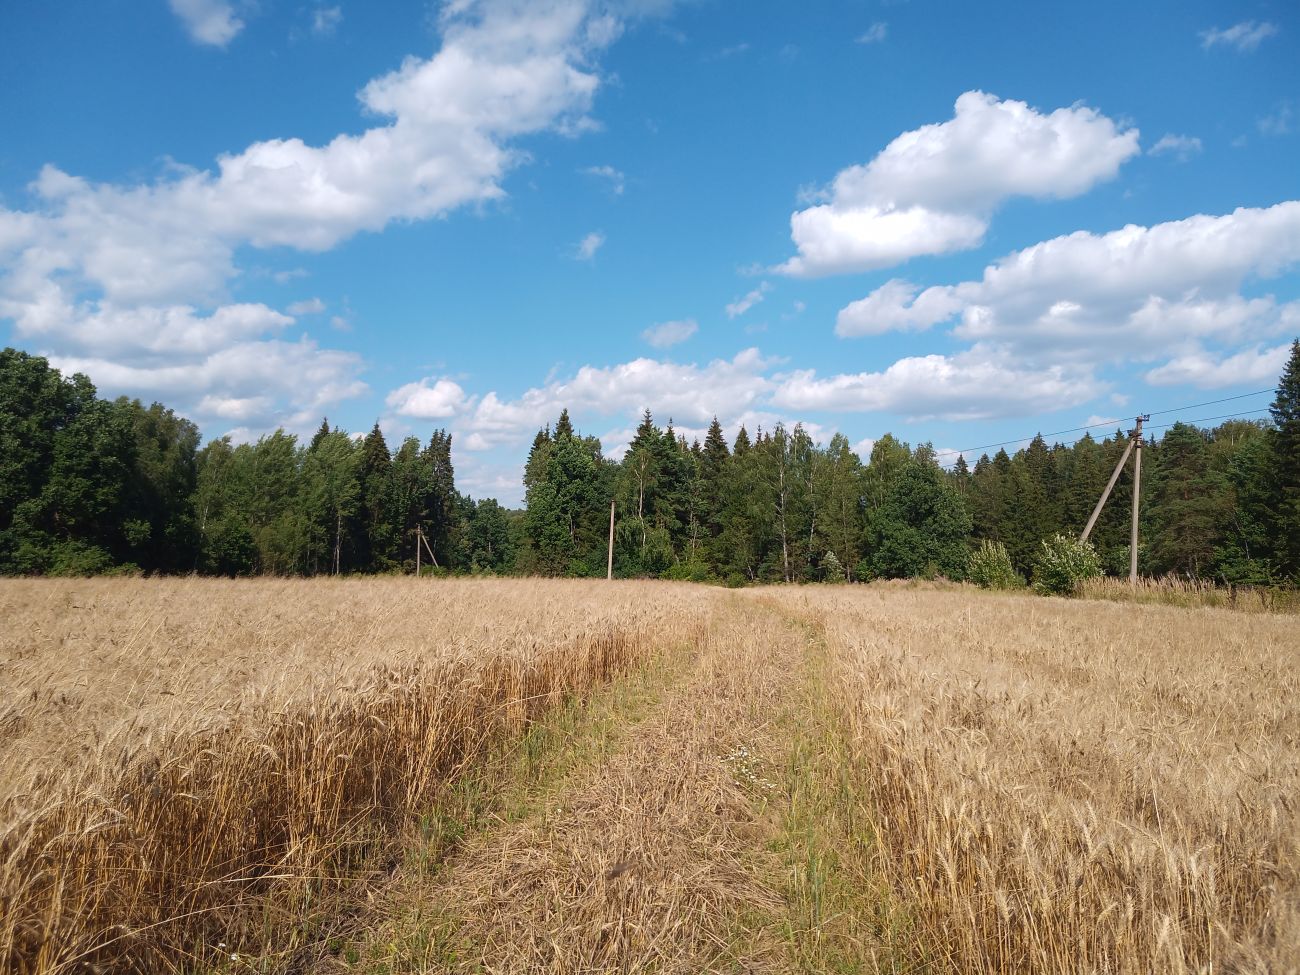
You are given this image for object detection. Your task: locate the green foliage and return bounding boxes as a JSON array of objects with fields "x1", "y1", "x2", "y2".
[
  {"x1": 870, "y1": 460, "x2": 972, "y2": 580},
  {"x1": 660, "y1": 559, "x2": 715, "y2": 583},
  {"x1": 4, "y1": 341, "x2": 1300, "y2": 586},
  {"x1": 1270, "y1": 340, "x2": 1300, "y2": 579},
  {"x1": 1032, "y1": 534, "x2": 1103, "y2": 596},
  {"x1": 967, "y1": 540, "x2": 1023, "y2": 590}
]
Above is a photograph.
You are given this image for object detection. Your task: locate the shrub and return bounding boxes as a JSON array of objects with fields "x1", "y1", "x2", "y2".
[
  {"x1": 822, "y1": 550, "x2": 846, "y2": 583},
  {"x1": 1032, "y1": 534, "x2": 1103, "y2": 596},
  {"x1": 661, "y1": 560, "x2": 715, "y2": 583},
  {"x1": 967, "y1": 540, "x2": 1023, "y2": 590}
]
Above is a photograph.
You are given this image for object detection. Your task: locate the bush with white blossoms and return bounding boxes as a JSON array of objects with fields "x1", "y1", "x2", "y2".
[
  {"x1": 822, "y1": 550, "x2": 846, "y2": 583},
  {"x1": 1032, "y1": 533, "x2": 1103, "y2": 596}
]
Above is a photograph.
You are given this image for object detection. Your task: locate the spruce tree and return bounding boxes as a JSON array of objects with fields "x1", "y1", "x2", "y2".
[
  {"x1": 309, "y1": 417, "x2": 331, "y2": 452},
  {"x1": 1146, "y1": 422, "x2": 1225, "y2": 577},
  {"x1": 422, "y1": 430, "x2": 459, "y2": 568},
  {"x1": 357, "y1": 423, "x2": 393, "y2": 570},
  {"x1": 1269, "y1": 339, "x2": 1300, "y2": 577},
  {"x1": 699, "y1": 417, "x2": 731, "y2": 569}
]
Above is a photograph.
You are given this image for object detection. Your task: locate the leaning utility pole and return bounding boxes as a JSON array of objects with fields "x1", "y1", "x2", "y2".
[
  {"x1": 607, "y1": 500, "x2": 616, "y2": 580},
  {"x1": 414, "y1": 524, "x2": 440, "y2": 576},
  {"x1": 1080, "y1": 437, "x2": 1135, "y2": 543},
  {"x1": 1129, "y1": 415, "x2": 1145, "y2": 585},
  {"x1": 1078, "y1": 415, "x2": 1148, "y2": 584}
]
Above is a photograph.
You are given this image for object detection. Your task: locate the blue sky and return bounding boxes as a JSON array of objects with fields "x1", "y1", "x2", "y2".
[{"x1": 1, "y1": 0, "x2": 1297, "y2": 503}]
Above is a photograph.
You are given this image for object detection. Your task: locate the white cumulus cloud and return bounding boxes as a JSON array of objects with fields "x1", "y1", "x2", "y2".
[
  {"x1": 1145, "y1": 343, "x2": 1293, "y2": 388},
  {"x1": 777, "y1": 91, "x2": 1140, "y2": 277},
  {"x1": 386, "y1": 377, "x2": 473, "y2": 418},
  {"x1": 0, "y1": 0, "x2": 631, "y2": 434},
  {"x1": 771, "y1": 348, "x2": 1099, "y2": 421},
  {"x1": 834, "y1": 200, "x2": 1300, "y2": 387},
  {"x1": 459, "y1": 348, "x2": 776, "y2": 451}
]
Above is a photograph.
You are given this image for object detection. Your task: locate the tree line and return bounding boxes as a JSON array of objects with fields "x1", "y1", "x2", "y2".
[{"x1": 2, "y1": 341, "x2": 1298, "y2": 583}]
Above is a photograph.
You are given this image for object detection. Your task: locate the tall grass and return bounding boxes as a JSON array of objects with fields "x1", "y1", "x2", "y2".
[
  {"x1": 1078, "y1": 574, "x2": 1300, "y2": 613},
  {"x1": 0, "y1": 578, "x2": 710, "y2": 973},
  {"x1": 786, "y1": 587, "x2": 1300, "y2": 972}
]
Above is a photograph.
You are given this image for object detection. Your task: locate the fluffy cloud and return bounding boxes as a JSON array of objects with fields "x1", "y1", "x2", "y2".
[
  {"x1": 771, "y1": 348, "x2": 1099, "y2": 420},
  {"x1": 0, "y1": 0, "x2": 627, "y2": 434},
  {"x1": 778, "y1": 91, "x2": 1139, "y2": 276},
  {"x1": 168, "y1": 0, "x2": 244, "y2": 47},
  {"x1": 51, "y1": 337, "x2": 366, "y2": 431},
  {"x1": 835, "y1": 278, "x2": 961, "y2": 336},
  {"x1": 641, "y1": 318, "x2": 698, "y2": 348},
  {"x1": 1144, "y1": 343, "x2": 1293, "y2": 388},
  {"x1": 458, "y1": 348, "x2": 776, "y2": 450},
  {"x1": 725, "y1": 281, "x2": 770, "y2": 318},
  {"x1": 1199, "y1": 20, "x2": 1278, "y2": 53},
  {"x1": 834, "y1": 202, "x2": 1300, "y2": 385},
  {"x1": 386, "y1": 377, "x2": 474, "y2": 418}
]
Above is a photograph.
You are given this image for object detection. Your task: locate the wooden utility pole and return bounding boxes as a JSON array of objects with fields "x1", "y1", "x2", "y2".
[
  {"x1": 1079, "y1": 414, "x2": 1149, "y2": 584},
  {"x1": 415, "y1": 525, "x2": 421, "y2": 576},
  {"x1": 1129, "y1": 415, "x2": 1146, "y2": 585},
  {"x1": 1080, "y1": 436, "x2": 1135, "y2": 543},
  {"x1": 607, "y1": 500, "x2": 615, "y2": 580}
]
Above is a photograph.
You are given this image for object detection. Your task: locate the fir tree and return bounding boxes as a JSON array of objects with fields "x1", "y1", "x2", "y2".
[{"x1": 1270, "y1": 340, "x2": 1300, "y2": 577}]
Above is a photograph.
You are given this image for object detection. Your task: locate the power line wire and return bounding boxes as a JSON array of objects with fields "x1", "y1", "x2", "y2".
[
  {"x1": 934, "y1": 387, "x2": 1276, "y2": 459},
  {"x1": 959, "y1": 408, "x2": 1273, "y2": 461}
]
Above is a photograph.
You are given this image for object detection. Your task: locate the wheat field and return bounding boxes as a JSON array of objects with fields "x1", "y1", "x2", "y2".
[{"x1": 0, "y1": 578, "x2": 1296, "y2": 973}]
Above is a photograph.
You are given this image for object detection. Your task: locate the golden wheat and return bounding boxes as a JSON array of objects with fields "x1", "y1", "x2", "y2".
[
  {"x1": 1078, "y1": 574, "x2": 1300, "y2": 613},
  {"x1": 2, "y1": 578, "x2": 1296, "y2": 974},
  {"x1": 766, "y1": 586, "x2": 1300, "y2": 973},
  {"x1": 0, "y1": 578, "x2": 712, "y2": 973}
]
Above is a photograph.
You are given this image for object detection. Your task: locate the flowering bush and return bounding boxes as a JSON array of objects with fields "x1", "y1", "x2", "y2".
[{"x1": 1032, "y1": 534, "x2": 1103, "y2": 596}]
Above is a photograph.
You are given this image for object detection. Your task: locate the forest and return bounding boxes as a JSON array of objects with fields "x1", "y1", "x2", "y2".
[{"x1": 2, "y1": 341, "x2": 1298, "y2": 585}]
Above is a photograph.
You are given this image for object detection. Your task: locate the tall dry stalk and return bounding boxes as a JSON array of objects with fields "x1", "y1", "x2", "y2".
[{"x1": 1078, "y1": 574, "x2": 1300, "y2": 613}]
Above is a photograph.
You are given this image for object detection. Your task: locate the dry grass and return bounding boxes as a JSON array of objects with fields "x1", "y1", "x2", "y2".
[
  {"x1": 3, "y1": 578, "x2": 1297, "y2": 974},
  {"x1": 767, "y1": 585, "x2": 1300, "y2": 973},
  {"x1": 1078, "y1": 574, "x2": 1300, "y2": 613},
  {"x1": 0, "y1": 578, "x2": 712, "y2": 973}
]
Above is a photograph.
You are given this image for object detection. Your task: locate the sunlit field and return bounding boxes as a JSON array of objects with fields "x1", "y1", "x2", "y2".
[{"x1": 1, "y1": 578, "x2": 1296, "y2": 973}]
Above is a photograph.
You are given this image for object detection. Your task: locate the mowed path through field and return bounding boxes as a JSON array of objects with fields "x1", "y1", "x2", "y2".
[
  {"x1": 351, "y1": 594, "x2": 870, "y2": 973},
  {"x1": 2, "y1": 580, "x2": 1297, "y2": 974}
]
